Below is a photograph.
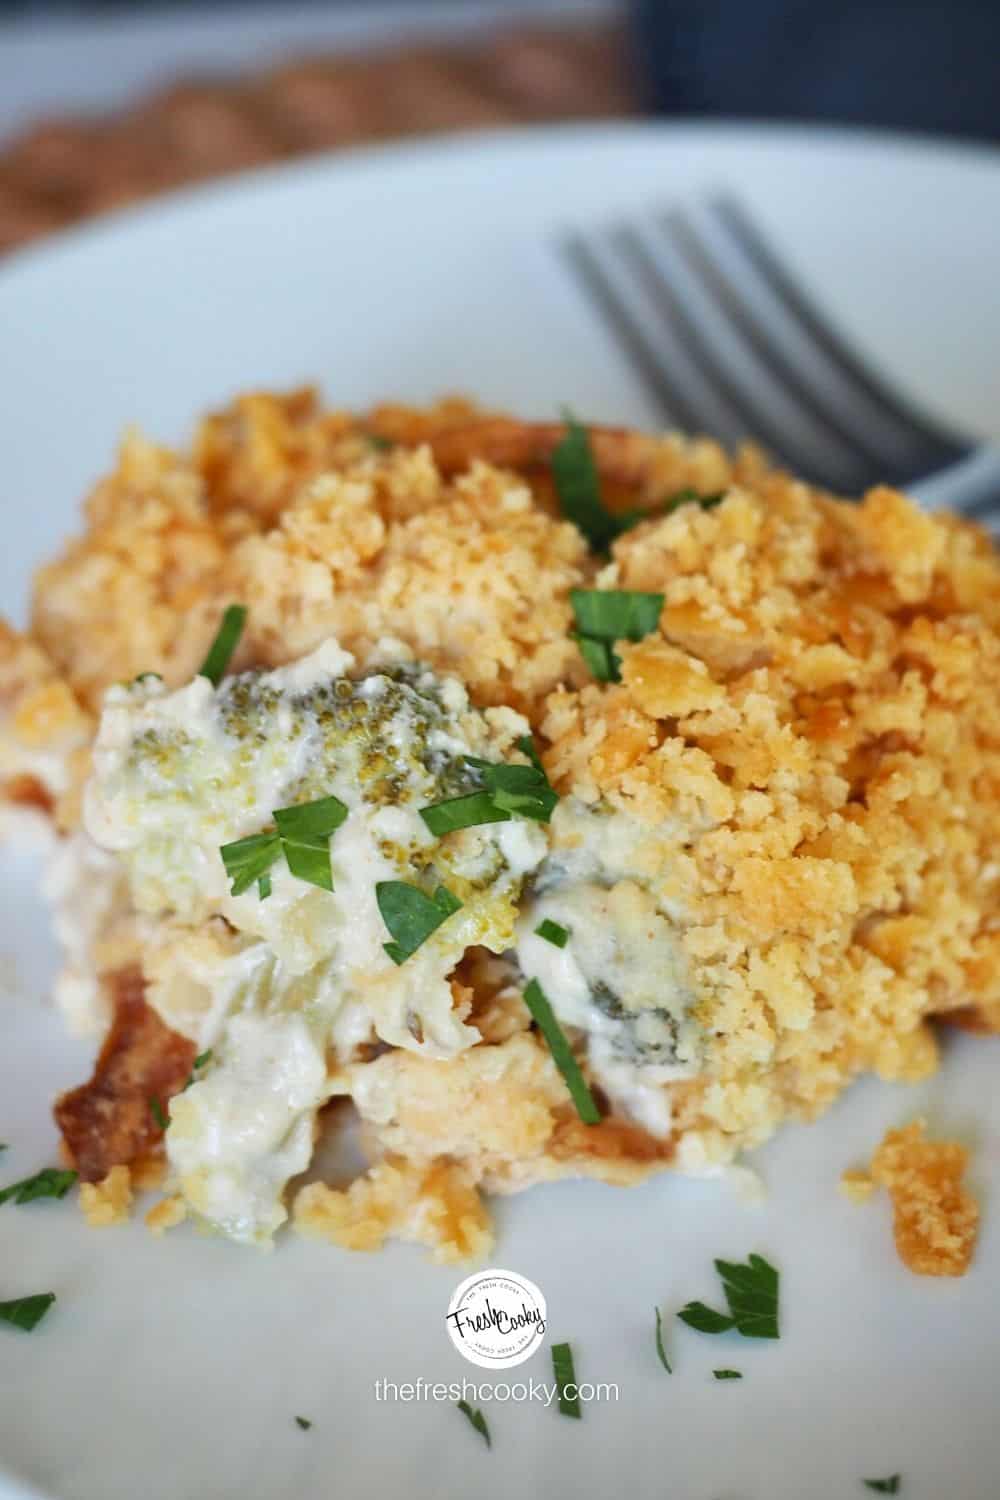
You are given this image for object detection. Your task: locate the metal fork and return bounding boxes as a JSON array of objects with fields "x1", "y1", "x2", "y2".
[{"x1": 562, "y1": 196, "x2": 1000, "y2": 520}]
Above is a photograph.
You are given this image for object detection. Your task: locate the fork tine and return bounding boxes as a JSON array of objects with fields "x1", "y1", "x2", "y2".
[
  {"x1": 664, "y1": 207, "x2": 895, "y2": 481},
  {"x1": 708, "y1": 197, "x2": 967, "y2": 480},
  {"x1": 560, "y1": 234, "x2": 731, "y2": 436},
  {"x1": 614, "y1": 224, "x2": 869, "y2": 492}
]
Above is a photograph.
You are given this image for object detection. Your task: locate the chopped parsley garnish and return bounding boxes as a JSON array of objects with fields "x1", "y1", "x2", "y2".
[
  {"x1": 677, "y1": 1302, "x2": 736, "y2": 1334},
  {"x1": 713, "y1": 1369, "x2": 743, "y2": 1380},
  {"x1": 0, "y1": 1167, "x2": 77, "y2": 1208},
  {"x1": 219, "y1": 794, "x2": 349, "y2": 898},
  {"x1": 678, "y1": 1254, "x2": 780, "y2": 1341},
  {"x1": 522, "y1": 979, "x2": 600, "y2": 1124},
  {"x1": 183, "y1": 1050, "x2": 213, "y2": 1090},
  {"x1": 653, "y1": 1306, "x2": 672, "y2": 1374},
  {"x1": 863, "y1": 1479, "x2": 900, "y2": 1495},
  {"x1": 294, "y1": 1416, "x2": 313, "y2": 1431},
  {"x1": 570, "y1": 588, "x2": 665, "y2": 683},
  {"x1": 573, "y1": 634, "x2": 618, "y2": 683},
  {"x1": 419, "y1": 791, "x2": 511, "y2": 836},
  {"x1": 474, "y1": 736, "x2": 558, "y2": 823},
  {"x1": 220, "y1": 830, "x2": 281, "y2": 897},
  {"x1": 0, "y1": 1293, "x2": 55, "y2": 1332},
  {"x1": 149, "y1": 1096, "x2": 169, "y2": 1132},
  {"x1": 535, "y1": 919, "x2": 570, "y2": 949},
  {"x1": 365, "y1": 432, "x2": 396, "y2": 452},
  {"x1": 551, "y1": 415, "x2": 725, "y2": 552},
  {"x1": 422, "y1": 737, "x2": 557, "y2": 832},
  {"x1": 552, "y1": 416, "x2": 621, "y2": 552},
  {"x1": 551, "y1": 1342, "x2": 582, "y2": 1419},
  {"x1": 377, "y1": 881, "x2": 462, "y2": 965},
  {"x1": 714, "y1": 1255, "x2": 780, "y2": 1339},
  {"x1": 272, "y1": 796, "x2": 349, "y2": 892},
  {"x1": 198, "y1": 604, "x2": 247, "y2": 687},
  {"x1": 456, "y1": 1400, "x2": 491, "y2": 1448},
  {"x1": 480, "y1": 761, "x2": 555, "y2": 820},
  {"x1": 571, "y1": 588, "x2": 664, "y2": 642}
]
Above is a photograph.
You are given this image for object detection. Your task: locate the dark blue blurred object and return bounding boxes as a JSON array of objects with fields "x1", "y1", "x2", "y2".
[{"x1": 631, "y1": 0, "x2": 1000, "y2": 143}]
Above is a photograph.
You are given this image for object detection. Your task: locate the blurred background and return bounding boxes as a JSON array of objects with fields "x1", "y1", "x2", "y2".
[{"x1": 1, "y1": 0, "x2": 997, "y2": 258}]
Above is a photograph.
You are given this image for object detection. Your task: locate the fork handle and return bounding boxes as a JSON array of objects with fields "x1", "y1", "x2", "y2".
[{"x1": 907, "y1": 445, "x2": 1000, "y2": 520}]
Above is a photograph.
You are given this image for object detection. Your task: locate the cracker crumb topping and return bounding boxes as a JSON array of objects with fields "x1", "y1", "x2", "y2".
[{"x1": 864, "y1": 1119, "x2": 979, "y2": 1277}]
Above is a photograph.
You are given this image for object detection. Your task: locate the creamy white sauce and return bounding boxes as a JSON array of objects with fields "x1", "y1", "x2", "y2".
[
  {"x1": 42, "y1": 831, "x2": 134, "y2": 1037},
  {"x1": 168, "y1": 1010, "x2": 329, "y2": 1244},
  {"x1": 81, "y1": 636, "x2": 547, "y2": 1241},
  {"x1": 516, "y1": 802, "x2": 700, "y2": 1140}
]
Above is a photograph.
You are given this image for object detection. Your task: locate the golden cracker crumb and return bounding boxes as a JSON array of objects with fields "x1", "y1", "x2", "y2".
[
  {"x1": 294, "y1": 1156, "x2": 493, "y2": 1263},
  {"x1": 869, "y1": 1120, "x2": 979, "y2": 1277},
  {"x1": 79, "y1": 1164, "x2": 132, "y2": 1228},
  {"x1": 840, "y1": 1167, "x2": 876, "y2": 1204},
  {"x1": 145, "y1": 1194, "x2": 187, "y2": 1236},
  {"x1": 131, "y1": 1153, "x2": 167, "y2": 1192}
]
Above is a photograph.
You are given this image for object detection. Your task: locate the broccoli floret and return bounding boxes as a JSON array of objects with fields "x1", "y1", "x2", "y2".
[{"x1": 590, "y1": 981, "x2": 683, "y2": 1065}]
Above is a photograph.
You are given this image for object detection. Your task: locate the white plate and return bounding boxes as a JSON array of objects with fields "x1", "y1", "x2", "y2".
[{"x1": 1, "y1": 123, "x2": 999, "y2": 1500}]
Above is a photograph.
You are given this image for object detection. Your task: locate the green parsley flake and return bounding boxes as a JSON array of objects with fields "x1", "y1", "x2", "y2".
[
  {"x1": 477, "y1": 737, "x2": 558, "y2": 823},
  {"x1": 456, "y1": 1400, "x2": 491, "y2": 1448},
  {"x1": 149, "y1": 1096, "x2": 169, "y2": 1133},
  {"x1": 863, "y1": 1479, "x2": 901, "y2": 1495},
  {"x1": 570, "y1": 588, "x2": 665, "y2": 683},
  {"x1": 220, "y1": 794, "x2": 349, "y2": 898},
  {"x1": 551, "y1": 1342, "x2": 582, "y2": 1419},
  {"x1": 0, "y1": 1167, "x2": 77, "y2": 1208},
  {"x1": 198, "y1": 604, "x2": 247, "y2": 687},
  {"x1": 713, "y1": 1369, "x2": 743, "y2": 1380},
  {"x1": 522, "y1": 979, "x2": 600, "y2": 1124},
  {"x1": 535, "y1": 919, "x2": 570, "y2": 949},
  {"x1": 551, "y1": 416, "x2": 621, "y2": 552},
  {"x1": 183, "y1": 1050, "x2": 214, "y2": 1091},
  {"x1": 0, "y1": 1293, "x2": 56, "y2": 1332},
  {"x1": 571, "y1": 588, "x2": 664, "y2": 642},
  {"x1": 677, "y1": 1302, "x2": 736, "y2": 1335},
  {"x1": 294, "y1": 1416, "x2": 313, "y2": 1431},
  {"x1": 653, "y1": 1306, "x2": 672, "y2": 1374},
  {"x1": 220, "y1": 830, "x2": 281, "y2": 897},
  {"x1": 272, "y1": 795, "x2": 349, "y2": 892},
  {"x1": 661, "y1": 487, "x2": 725, "y2": 514},
  {"x1": 677, "y1": 1253, "x2": 780, "y2": 1341},
  {"x1": 551, "y1": 417, "x2": 726, "y2": 553},
  {"x1": 572, "y1": 633, "x2": 619, "y2": 683},
  {"x1": 714, "y1": 1254, "x2": 780, "y2": 1340},
  {"x1": 419, "y1": 791, "x2": 511, "y2": 836},
  {"x1": 421, "y1": 737, "x2": 556, "y2": 832},
  {"x1": 377, "y1": 881, "x2": 462, "y2": 965}
]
